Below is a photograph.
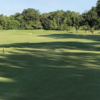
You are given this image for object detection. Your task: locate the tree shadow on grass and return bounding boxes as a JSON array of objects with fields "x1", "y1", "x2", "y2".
[
  {"x1": 0, "y1": 41, "x2": 100, "y2": 51},
  {"x1": 0, "y1": 41, "x2": 100, "y2": 100},
  {"x1": 39, "y1": 33, "x2": 100, "y2": 42}
]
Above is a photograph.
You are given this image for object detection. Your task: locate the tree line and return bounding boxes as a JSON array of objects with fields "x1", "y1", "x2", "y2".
[{"x1": 0, "y1": 0, "x2": 100, "y2": 34}]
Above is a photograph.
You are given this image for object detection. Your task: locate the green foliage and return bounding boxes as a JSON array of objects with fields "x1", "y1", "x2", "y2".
[
  {"x1": 65, "y1": 25, "x2": 71, "y2": 32},
  {"x1": 60, "y1": 24, "x2": 65, "y2": 30},
  {"x1": 60, "y1": 23, "x2": 71, "y2": 32},
  {"x1": 82, "y1": 7, "x2": 98, "y2": 28},
  {"x1": 25, "y1": 24, "x2": 33, "y2": 30},
  {"x1": 96, "y1": 0, "x2": 100, "y2": 16},
  {"x1": 22, "y1": 8, "x2": 40, "y2": 21},
  {"x1": 9, "y1": 15, "x2": 15, "y2": 20},
  {"x1": 71, "y1": 12, "x2": 84, "y2": 33},
  {"x1": 82, "y1": 25, "x2": 90, "y2": 33},
  {"x1": 41, "y1": 18, "x2": 50, "y2": 30},
  {"x1": 14, "y1": 13, "x2": 23, "y2": 23},
  {"x1": 0, "y1": 25, "x2": 3, "y2": 30},
  {"x1": 0, "y1": 1, "x2": 99, "y2": 31},
  {"x1": 47, "y1": 10, "x2": 64, "y2": 30},
  {"x1": 0, "y1": 16, "x2": 10, "y2": 29},
  {"x1": 49, "y1": 19, "x2": 57, "y2": 30},
  {"x1": 8, "y1": 20, "x2": 20, "y2": 29},
  {"x1": 34, "y1": 20, "x2": 42, "y2": 29},
  {"x1": 90, "y1": 27, "x2": 95, "y2": 34}
]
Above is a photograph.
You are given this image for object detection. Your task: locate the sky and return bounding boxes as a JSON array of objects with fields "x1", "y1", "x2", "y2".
[{"x1": 0, "y1": 0, "x2": 97, "y2": 16}]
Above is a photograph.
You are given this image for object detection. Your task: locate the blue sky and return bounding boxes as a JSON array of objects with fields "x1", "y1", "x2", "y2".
[{"x1": 0, "y1": 0, "x2": 97, "y2": 16}]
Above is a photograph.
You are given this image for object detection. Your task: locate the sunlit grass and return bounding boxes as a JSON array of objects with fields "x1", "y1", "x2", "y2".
[
  {"x1": 0, "y1": 77, "x2": 16, "y2": 82},
  {"x1": 0, "y1": 30, "x2": 100, "y2": 100}
]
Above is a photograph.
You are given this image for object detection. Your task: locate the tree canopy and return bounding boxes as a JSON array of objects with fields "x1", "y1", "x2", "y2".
[{"x1": 0, "y1": 1, "x2": 99, "y2": 31}]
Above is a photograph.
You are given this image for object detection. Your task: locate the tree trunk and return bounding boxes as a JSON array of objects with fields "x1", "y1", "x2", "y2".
[
  {"x1": 75, "y1": 25, "x2": 80, "y2": 33},
  {"x1": 76, "y1": 29, "x2": 78, "y2": 33},
  {"x1": 58, "y1": 17, "x2": 59, "y2": 30},
  {"x1": 92, "y1": 32, "x2": 94, "y2": 35}
]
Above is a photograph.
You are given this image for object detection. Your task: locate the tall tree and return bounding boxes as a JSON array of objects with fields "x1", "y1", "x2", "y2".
[
  {"x1": 22, "y1": 8, "x2": 41, "y2": 29},
  {"x1": 40, "y1": 13, "x2": 51, "y2": 30},
  {"x1": 82, "y1": 7, "x2": 99, "y2": 33},
  {"x1": 22, "y1": 8, "x2": 40, "y2": 22},
  {"x1": 96, "y1": 0, "x2": 100, "y2": 16},
  {"x1": 48, "y1": 10, "x2": 64, "y2": 30},
  {"x1": 71, "y1": 12, "x2": 84, "y2": 33},
  {"x1": 55, "y1": 10, "x2": 64, "y2": 30},
  {"x1": 0, "y1": 15, "x2": 10, "y2": 29}
]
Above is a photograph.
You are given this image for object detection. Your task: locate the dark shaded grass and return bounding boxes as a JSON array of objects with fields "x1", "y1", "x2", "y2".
[
  {"x1": 39, "y1": 33, "x2": 100, "y2": 41},
  {"x1": 0, "y1": 33, "x2": 100, "y2": 100},
  {"x1": 0, "y1": 41, "x2": 100, "y2": 51}
]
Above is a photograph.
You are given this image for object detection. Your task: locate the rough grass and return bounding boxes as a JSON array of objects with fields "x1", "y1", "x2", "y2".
[{"x1": 0, "y1": 29, "x2": 100, "y2": 100}]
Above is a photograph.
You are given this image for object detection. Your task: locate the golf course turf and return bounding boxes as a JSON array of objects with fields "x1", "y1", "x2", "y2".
[{"x1": 0, "y1": 30, "x2": 100, "y2": 100}]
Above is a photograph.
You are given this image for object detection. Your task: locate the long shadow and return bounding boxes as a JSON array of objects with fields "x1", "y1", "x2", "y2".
[
  {"x1": 0, "y1": 41, "x2": 100, "y2": 51},
  {"x1": 0, "y1": 41, "x2": 100, "y2": 99},
  {"x1": 39, "y1": 33, "x2": 100, "y2": 42}
]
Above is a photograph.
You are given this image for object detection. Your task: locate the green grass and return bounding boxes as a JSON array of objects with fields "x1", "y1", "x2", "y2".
[{"x1": 0, "y1": 29, "x2": 100, "y2": 100}]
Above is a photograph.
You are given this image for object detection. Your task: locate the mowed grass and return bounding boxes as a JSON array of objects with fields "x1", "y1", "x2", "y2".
[{"x1": 0, "y1": 30, "x2": 100, "y2": 100}]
